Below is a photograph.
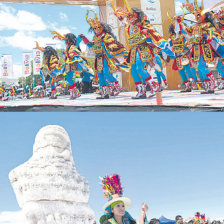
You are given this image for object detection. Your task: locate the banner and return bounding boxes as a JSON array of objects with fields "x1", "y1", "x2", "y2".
[
  {"x1": 1, "y1": 54, "x2": 13, "y2": 77},
  {"x1": 141, "y1": 0, "x2": 162, "y2": 25},
  {"x1": 22, "y1": 52, "x2": 32, "y2": 77},
  {"x1": 33, "y1": 48, "x2": 43, "y2": 75}
]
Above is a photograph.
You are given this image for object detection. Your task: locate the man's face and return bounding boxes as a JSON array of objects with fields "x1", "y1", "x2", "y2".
[
  {"x1": 194, "y1": 12, "x2": 205, "y2": 23},
  {"x1": 65, "y1": 39, "x2": 71, "y2": 46},
  {"x1": 94, "y1": 24, "x2": 103, "y2": 36},
  {"x1": 177, "y1": 217, "x2": 183, "y2": 224},
  {"x1": 127, "y1": 12, "x2": 138, "y2": 25}
]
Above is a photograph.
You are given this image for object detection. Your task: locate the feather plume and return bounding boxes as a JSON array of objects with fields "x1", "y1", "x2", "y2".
[{"x1": 101, "y1": 174, "x2": 123, "y2": 200}]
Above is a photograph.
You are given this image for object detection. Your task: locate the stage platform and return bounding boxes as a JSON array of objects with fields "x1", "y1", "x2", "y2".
[{"x1": 1, "y1": 90, "x2": 224, "y2": 111}]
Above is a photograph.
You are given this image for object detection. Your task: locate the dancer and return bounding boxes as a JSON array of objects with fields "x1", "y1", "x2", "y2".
[
  {"x1": 50, "y1": 31, "x2": 94, "y2": 99},
  {"x1": 35, "y1": 42, "x2": 64, "y2": 99},
  {"x1": 167, "y1": 11, "x2": 198, "y2": 92},
  {"x1": 80, "y1": 10, "x2": 128, "y2": 99},
  {"x1": 100, "y1": 174, "x2": 148, "y2": 224},
  {"x1": 183, "y1": 0, "x2": 219, "y2": 93},
  {"x1": 214, "y1": 7, "x2": 224, "y2": 89},
  {"x1": 111, "y1": 0, "x2": 166, "y2": 98}
]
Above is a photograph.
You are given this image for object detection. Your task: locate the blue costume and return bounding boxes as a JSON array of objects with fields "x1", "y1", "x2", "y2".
[
  {"x1": 81, "y1": 10, "x2": 128, "y2": 98},
  {"x1": 167, "y1": 18, "x2": 198, "y2": 92},
  {"x1": 183, "y1": 0, "x2": 218, "y2": 93},
  {"x1": 35, "y1": 43, "x2": 64, "y2": 99},
  {"x1": 51, "y1": 31, "x2": 94, "y2": 99}
]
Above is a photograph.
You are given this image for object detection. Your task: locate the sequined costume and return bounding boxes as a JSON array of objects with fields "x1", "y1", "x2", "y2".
[
  {"x1": 80, "y1": 10, "x2": 128, "y2": 99},
  {"x1": 166, "y1": 12, "x2": 198, "y2": 92},
  {"x1": 50, "y1": 31, "x2": 94, "y2": 99},
  {"x1": 35, "y1": 42, "x2": 64, "y2": 99},
  {"x1": 213, "y1": 7, "x2": 224, "y2": 89},
  {"x1": 183, "y1": 0, "x2": 219, "y2": 93},
  {"x1": 111, "y1": 0, "x2": 172, "y2": 98}
]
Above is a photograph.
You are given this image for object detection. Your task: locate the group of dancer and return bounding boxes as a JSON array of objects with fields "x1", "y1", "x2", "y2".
[
  {"x1": 35, "y1": 0, "x2": 224, "y2": 100},
  {"x1": 99, "y1": 174, "x2": 218, "y2": 224}
]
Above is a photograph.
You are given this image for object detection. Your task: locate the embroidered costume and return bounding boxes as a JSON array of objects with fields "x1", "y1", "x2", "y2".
[
  {"x1": 183, "y1": 0, "x2": 219, "y2": 93},
  {"x1": 80, "y1": 10, "x2": 128, "y2": 99},
  {"x1": 167, "y1": 12, "x2": 198, "y2": 92},
  {"x1": 111, "y1": 0, "x2": 168, "y2": 98},
  {"x1": 35, "y1": 42, "x2": 64, "y2": 99},
  {"x1": 50, "y1": 31, "x2": 94, "y2": 99}
]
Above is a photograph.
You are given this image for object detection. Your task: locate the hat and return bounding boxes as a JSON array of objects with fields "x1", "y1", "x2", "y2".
[{"x1": 101, "y1": 174, "x2": 131, "y2": 211}]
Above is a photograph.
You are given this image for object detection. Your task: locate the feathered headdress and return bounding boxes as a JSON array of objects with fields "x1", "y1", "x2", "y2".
[
  {"x1": 101, "y1": 174, "x2": 123, "y2": 200},
  {"x1": 86, "y1": 10, "x2": 101, "y2": 28},
  {"x1": 201, "y1": 214, "x2": 205, "y2": 221},
  {"x1": 100, "y1": 174, "x2": 131, "y2": 211}
]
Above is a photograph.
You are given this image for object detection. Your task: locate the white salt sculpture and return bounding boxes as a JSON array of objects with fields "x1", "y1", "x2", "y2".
[{"x1": 9, "y1": 125, "x2": 95, "y2": 224}]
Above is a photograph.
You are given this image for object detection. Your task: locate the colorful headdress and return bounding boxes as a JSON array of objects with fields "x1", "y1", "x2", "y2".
[
  {"x1": 195, "y1": 212, "x2": 200, "y2": 219},
  {"x1": 101, "y1": 174, "x2": 131, "y2": 211},
  {"x1": 201, "y1": 214, "x2": 205, "y2": 221},
  {"x1": 183, "y1": 0, "x2": 224, "y2": 16},
  {"x1": 109, "y1": 0, "x2": 132, "y2": 18},
  {"x1": 35, "y1": 41, "x2": 45, "y2": 52},
  {"x1": 167, "y1": 7, "x2": 185, "y2": 25},
  {"x1": 86, "y1": 10, "x2": 101, "y2": 28},
  {"x1": 123, "y1": 0, "x2": 133, "y2": 15}
]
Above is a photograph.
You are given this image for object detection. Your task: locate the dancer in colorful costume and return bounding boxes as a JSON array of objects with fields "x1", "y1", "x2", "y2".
[
  {"x1": 167, "y1": 11, "x2": 199, "y2": 92},
  {"x1": 214, "y1": 7, "x2": 224, "y2": 89},
  {"x1": 35, "y1": 42, "x2": 64, "y2": 99},
  {"x1": 182, "y1": 0, "x2": 219, "y2": 93},
  {"x1": 100, "y1": 174, "x2": 148, "y2": 224},
  {"x1": 50, "y1": 31, "x2": 94, "y2": 99},
  {"x1": 111, "y1": 0, "x2": 169, "y2": 98},
  {"x1": 80, "y1": 10, "x2": 128, "y2": 99}
]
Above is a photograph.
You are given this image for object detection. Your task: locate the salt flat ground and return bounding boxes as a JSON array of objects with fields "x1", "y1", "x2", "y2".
[{"x1": 1, "y1": 90, "x2": 224, "y2": 111}]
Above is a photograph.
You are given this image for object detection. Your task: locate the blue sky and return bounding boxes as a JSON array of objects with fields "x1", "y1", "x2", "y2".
[
  {"x1": 0, "y1": 3, "x2": 99, "y2": 77},
  {"x1": 0, "y1": 0, "x2": 221, "y2": 78},
  {"x1": 0, "y1": 113, "x2": 224, "y2": 223}
]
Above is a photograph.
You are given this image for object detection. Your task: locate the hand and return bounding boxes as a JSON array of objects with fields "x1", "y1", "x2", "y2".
[
  {"x1": 80, "y1": 34, "x2": 86, "y2": 39},
  {"x1": 141, "y1": 203, "x2": 148, "y2": 214}
]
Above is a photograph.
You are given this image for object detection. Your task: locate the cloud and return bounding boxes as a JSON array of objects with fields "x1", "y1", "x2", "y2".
[
  {"x1": 175, "y1": 1, "x2": 184, "y2": 15},
  {"x1": 50, "y1": 22, "x2": 77, "y2": 34},
  {"x1": 51, "y1": 26, "x2": 72, "y2": 35},
  {"x1": 0, "y1": 210, "x2": 27, "y2": 224},
  {"x1": 0, "y1": 3, "x2": 47, "y2": 31},
  {"x1": 81, "y1": 5, "x2": 97, "y2": 9},
  {"x1": 0, "y1": 31, "x2": 62, "y2": 51},
  {"x1": 59, "y1": 12, "x2": 68, "y2": 21}
]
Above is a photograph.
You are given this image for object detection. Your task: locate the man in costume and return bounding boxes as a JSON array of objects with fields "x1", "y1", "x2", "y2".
[
  {"x1": 111, "y1": 0, "x2": 167, "y2": 98},
  {"x1": 35, "y1": 42, "x2": 64, "y2": 99},
  {"x1": 100, "y1": 174, "x2": 148, "y2": 224},
  {"x1": 183, "y1": 0, "x2": 219, "y2": 93},
  {"x1": 213, "y1": 7, "x2": 224, "y2": 89},
  {"x1": 80, "y1": 10, "x2": 128, "y2": 99},
  {"x1": 167, "y1": 12, "x2": 198, "y2": 92},
  {"x1": 50, "y1": 31, "x2": 94, "y2": 99}
]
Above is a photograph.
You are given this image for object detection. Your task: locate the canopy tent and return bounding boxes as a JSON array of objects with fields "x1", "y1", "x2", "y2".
[{"x1": 159, "y1": 216, "x2": 176, "y2": 224}]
